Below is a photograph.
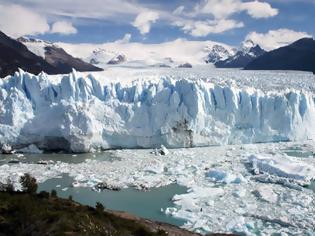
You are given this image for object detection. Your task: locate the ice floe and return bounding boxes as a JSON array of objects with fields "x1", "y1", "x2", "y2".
[
  {"x1": 248, "y1": 154, "x2": 315, "y2": 184},
  {"x1": 0, "y1": 141, "x2": 314, "y2": 235}
]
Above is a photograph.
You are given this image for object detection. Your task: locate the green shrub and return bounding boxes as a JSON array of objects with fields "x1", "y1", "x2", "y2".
[
  {"x1": 38, "y1": 191, "x2": 50, "y2": 198},
  {"x1": 3, "y1": 178, "x2": 14, "y2": 192},
  {"x1": 95, "y1": 202, "x2": 104, "y2": 212},
  {"x1": 51, "y1": 189, "x2": 57, "y2": 198},
  {"x1": 20, "y1": 174, "x2": 38, "y2": 194}
]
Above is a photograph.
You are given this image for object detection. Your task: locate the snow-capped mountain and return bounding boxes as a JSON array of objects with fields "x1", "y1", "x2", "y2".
[
  {"x1": 0, "y1": 31, "x2": 59, "y2": 77},
  {"x1": 87, "y1": 48, "x2": 127, "y2": 65},
  {"x1": 215, "y1": 40, "x2": 266, "y2": 68},
  {"x1": 58, "y1": 39, "x2": 235, "y2": 68},
  {"x1": 87, "y1": 48, "x2": 118, "y2": 65},
  {"x1": 107, "y1": 54, "x2": 127, "y2": 65},
  {"x1": 205, "y1": 44, "x2": 235, "y2": 64},
  {"x1": 17, "y1": 36, "x2": 102, "y2": 73}
]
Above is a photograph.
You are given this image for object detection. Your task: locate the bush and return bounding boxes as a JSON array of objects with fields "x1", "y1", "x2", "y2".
[
  {"x1": 2, "y1": 178, "x2": 15, "y2": 192},
  {"x1": 95, "y1": 202, "x2": 104, "y2": 212},
  {"x1": 38, "y1": 191, "x2": 50, "y2": 198},
  {"x1": 20, "y1": 174, "x2": 38, "y2": 194},
  {"x1": 51, "y1": 189, "x2": 57, "y2": 198}
]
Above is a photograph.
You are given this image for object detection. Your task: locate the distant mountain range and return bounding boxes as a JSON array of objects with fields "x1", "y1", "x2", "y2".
[
  {"x1": 245, "y1": 38, "x2": 315, "y2": 73},
  {"x1": 205, "y1": 44, "x2": 235, "y2": 64},
  {"x1": 1, "y1": 29, "x2": 314, "y2": 76},
  {"x1": 0, "y1": 31, "x2": 102, "y2": 78},
  {"x1": 215, "y1": 40, "x2": 266, "y2": 68},
  {"x1": 17, "y1": 36, "x2": 102, "y2": 74}
]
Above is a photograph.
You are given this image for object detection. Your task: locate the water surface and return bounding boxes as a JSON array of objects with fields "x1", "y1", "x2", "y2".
[{"x1": 37, "y1": 174, "x2": 187, "y2": 226}]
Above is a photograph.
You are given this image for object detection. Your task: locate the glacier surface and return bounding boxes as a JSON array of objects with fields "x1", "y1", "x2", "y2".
[{"x1": 0, "y1": 68, "x2": 315, "y2": 152}]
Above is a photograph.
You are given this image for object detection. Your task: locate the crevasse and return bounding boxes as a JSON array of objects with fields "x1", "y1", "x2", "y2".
[{"x1": 0, "y1": 69, "x2": 315, "y2": 152}]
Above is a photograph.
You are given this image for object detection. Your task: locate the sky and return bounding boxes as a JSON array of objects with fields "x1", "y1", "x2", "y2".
[{"x1": 0, "y1": 0, "x2": 314, "y2": 50}]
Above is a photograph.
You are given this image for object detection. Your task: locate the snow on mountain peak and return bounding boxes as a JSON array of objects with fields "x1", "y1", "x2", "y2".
[
  {"x1": 205, "y1": 44, "x2": 235, "y2": 63},
  {"x1": 58, "y1": 39, "x2": 235, "y2": 68},
  {"x1": 87, "y1": 48, "x2": 118, "y2": 65},
  {"x1": 17, "y1": 36, "x2": 59, "y2": 58},
  {"x1": 241, "y1": 39, "x2": 256, "y2": 50}
]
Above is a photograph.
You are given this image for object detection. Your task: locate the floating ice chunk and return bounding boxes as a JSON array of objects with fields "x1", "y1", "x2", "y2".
[
  {"x1": 252, "y1": 185, "x2": 278, "y2": 203},
  {"x1": 248, "y1": 154, "x2": 315, "y2": 184},
  {"x1": 225, "y1": 216, "x2": 251, "y2": 235},
  {"x1": 1, "y1": 144, "x2": 13, "y2": 154},
  {"x1": 160, "y1": 145, "x2": 169, "y2": 155},
  {"x1": 17, "y1": 144, "x2": 43, "y2": 154},
  {"x1": 206, "y1": 169, "x2": 246, "y2": 184},
  {"x1": 143, "y1": 161, "x2": 165, "y2": 174},
  {"x1": 232, "y1": 188, "x2": 246, "y2": 198},
  {"x1": 165, "y1": 207, "x2": 177, "y2": 215},
  {"x1": 152, "y1": 145, "x2": 169, "y2": 156}
]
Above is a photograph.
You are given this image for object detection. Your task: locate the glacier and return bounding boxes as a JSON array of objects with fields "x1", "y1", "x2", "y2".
[{"x1": 1, "y1": 68, "x2": 315, "y2": 152}]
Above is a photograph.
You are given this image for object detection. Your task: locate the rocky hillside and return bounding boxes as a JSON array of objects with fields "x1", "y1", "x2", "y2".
[
  {"x1": 0, "y1": 31, "x2": 57, "y2": 77},
  {"x1": 245, "y1": 38, "x2": 315, "y2": 73},
  {"x1": 18, "y1": 36, "x2": 103, "y2": 74}
]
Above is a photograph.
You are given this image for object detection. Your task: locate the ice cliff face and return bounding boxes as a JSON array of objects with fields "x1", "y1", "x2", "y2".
[{"x1": 1, "y1": 69, "x2": 315, "y2": 152}]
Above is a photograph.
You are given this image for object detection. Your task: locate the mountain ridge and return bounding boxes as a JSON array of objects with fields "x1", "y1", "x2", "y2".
[
  {"x1": 245, "y1": 37, "x2": 315, "y2": 73},
  {"x1": 215, "y1": 40, "x2": 266, "y2": 68},
  {"x1": 0, "y1": 31, "x2": 58, "y2": 77}
]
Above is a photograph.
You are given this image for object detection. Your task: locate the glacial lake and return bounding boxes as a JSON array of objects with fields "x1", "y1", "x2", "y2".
[
  {"x1": 1, "y1": 143, "x2": 315, "y2": 235},
  {"x1": 0, "y1": 152, "x2": 187, "y2": 227},
  {"x1": 37, "y1": 174, "x2": 187, "y2": 226}
]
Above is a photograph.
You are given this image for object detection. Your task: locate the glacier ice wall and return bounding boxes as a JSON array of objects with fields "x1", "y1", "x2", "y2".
[{"x1": 1, "y1": 69, "x2": 315, "y2": 152}]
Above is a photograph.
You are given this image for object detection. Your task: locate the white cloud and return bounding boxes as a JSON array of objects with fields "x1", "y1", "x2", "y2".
[
  {"x1": 0, "y1": 0, "x2": 280, "y2": 39},
  {"x1": 195, "y1": 0, "x2": 240, "y2": 19},
  {"x1": 51, "y1": 21, "x2": 77, "y2": 35},
  {"x1": 5, "y1": 0, "x2": 147, "y2": 21},
  {"x1": 132, "y1": 11, "x2": 159, "y2": 35},
  {"x1": 241, "y1": 1, "x2": 278, "y2": 18},
  {"x1": 173, "y1": 6, "x2": 185, "y2": 15},
  {"x1": 172, "y1": 0, "x2": 278, "y2": 37},
  {"x1": 0, "y1": 4, "x2": 49, "y2": 37},
  {"x1": 175, "y1": 19, "x2": 244, "y2": 37},
  {"x1": 194, "y1": 0, "x2": 278, "y2": 19},
  {"x1": 115, "y1": 33, "x2": 132, "y2": 44},
  {"x1": 245, "y1": 28, "x2": 312, "y2": 51}
]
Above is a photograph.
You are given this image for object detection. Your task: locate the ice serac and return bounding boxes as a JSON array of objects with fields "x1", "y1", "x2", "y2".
[{"x1": 1, "y1": 69, "x2": 315, "y2": 152}]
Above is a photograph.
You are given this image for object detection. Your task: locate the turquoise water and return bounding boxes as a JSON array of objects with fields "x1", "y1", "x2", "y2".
[
  {"x1": 0, "y1": 152, "x2": 120, "y2": 164},
  {"x1": 37, "y1": 174, "x2": 187, "y2": 227},
  {"x1": 0, "y1": 152, "x2": 187, "y2": 226},
  {"x1": 283, "y1": 145, "x2": 314, "y2": 158}
]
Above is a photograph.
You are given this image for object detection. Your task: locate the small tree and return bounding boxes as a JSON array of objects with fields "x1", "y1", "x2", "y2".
[
  {"x1": 95, "y1": 202, "x2": 104, "y2": 212},
  {"x1": 38, "y1": 191, "x2": 50, "y2": 198},
  {"x1": 51, "y1": 189, "x2": 57, "y2": 198},
  {"x1": 20, "y1": 173, "x2": 38, "y2": 194},
  {"x1": 5, "y1": 178, "x2": 14, "y2": 192}
]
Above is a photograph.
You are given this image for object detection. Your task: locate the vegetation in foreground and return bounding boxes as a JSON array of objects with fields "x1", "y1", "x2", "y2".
[
  {"x1": 0, "y1": 174, "x2": 233, "y2": 236},
  {"x1": 0, "y1": 174, "x2": 175, "y2": 235}
]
